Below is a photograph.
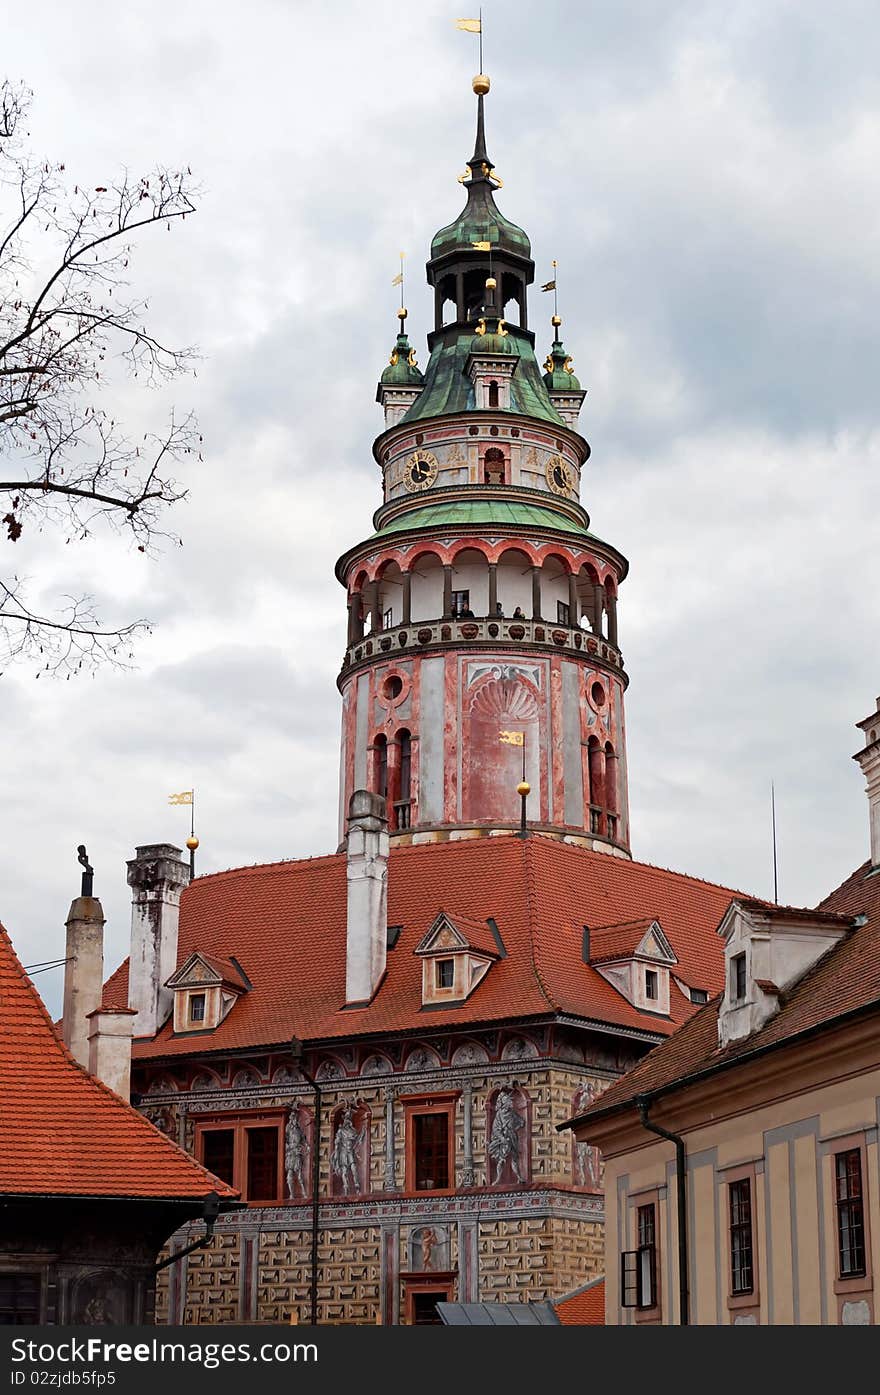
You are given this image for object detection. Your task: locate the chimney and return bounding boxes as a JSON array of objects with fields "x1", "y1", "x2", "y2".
[
  {"x1": 854, "y1": 696, "x2": 880, "y2": 868},
  {"x1": 87, "y1": 1006, "x2": 137, "y2": 1098},
  {"x1": 127, "y1": 843, "x2": 189, "y2": 1037},
  {"x1": 581, "y1": 925, "x2": 591, "y2": 964},
  {"x1": 345, "y1": 790, "x2": 389, "y2": 1005},
  {"x1": 61, "y1": 846, "x2": 105, "y2": 1070}
]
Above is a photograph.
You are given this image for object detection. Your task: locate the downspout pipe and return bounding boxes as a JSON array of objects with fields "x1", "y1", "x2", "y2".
[
  {"x1": 635, "y1": 1095, "x2": 689, "y2": 1326},
  {"x1": 292, "y1": 1038, "x2": 321, "y2": 1326}
]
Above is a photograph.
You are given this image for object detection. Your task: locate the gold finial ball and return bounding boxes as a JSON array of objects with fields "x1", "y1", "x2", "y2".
[
  {"x1": 551, "y1": 314, "x2": 562, "y2": 327},
  {"x1": 485, "y1": 275, "x2": 497, "y2": 290},
  {"x1": 472, "y1": 73, "x2": 491, "y2": 96},
  {"x1": 186, "y1": 835, "x2": 200, "y2": 851},
  {"x1": 397, "y1": 306, "x2": 408, "y2": 320},
  {"x1": 517, "y1": 780, "x2": 531, "y2": 797}
]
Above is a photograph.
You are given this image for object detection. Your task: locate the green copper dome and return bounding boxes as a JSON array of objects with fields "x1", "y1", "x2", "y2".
[
  {"x1": 431, "y1": 199, "x2": 531, "y2": 261},
  {"x1": 401, "y1": 325, "x2": 565, "y2": 426},
  {"x1": 542, "y1": 333, "x2": 582, "y2": 392},
  {"x1": 379, "y1": 328, "x2": 424, "y2": 388}
]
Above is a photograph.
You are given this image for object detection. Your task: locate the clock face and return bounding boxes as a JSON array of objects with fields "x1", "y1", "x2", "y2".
[
  {"x1": 403, "y1": 449, "x2": 439, "y2": 492},
  {"x1": 546, "y1": 454, "x2": 574, "y2": 496}
]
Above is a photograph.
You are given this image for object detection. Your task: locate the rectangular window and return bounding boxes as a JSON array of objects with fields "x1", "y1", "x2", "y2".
[
  {"x1": 189, "y1": 992, "x2": 206, "y2": 1023},
  {"x1": 557, "y1": 600, "x2": 571, "y2": 625},
  {"x1": 0, "y1": 1274, "x2": 41, "y2": 1324},
  {"x1": 195, "y1": 1113, "x2": 285, "y2": 1203},
  {"x1": 383, "y1": 607, "x2": 393, "y2": 629},
  {"x1": 201, "y1": 1128, "x2": 235, "y2": 1187},
  {"x1": 621, "y1": 1205, "x2": 658, "y2": 1309},
  {"x1": 451, "y1": 590, "x2": 470, "y2": 616},
  {"x1": 691, "y1": 988, "x2": 709, "y2": 1004},
  {"x1": 637, "y1": 1203, "x2": 657, "y2": 1309},
  {"x1": 436, "y1": 958, "x2": 455, "y2": 990},
  {"x1": 413, "y1": 1112, "x2": 450, "y2": 1191},
  {"x1": 246, "y1": 1126, "x2": 280, "y2": 1203},
  {"x1": 411, "y1": 1292, "x2": 446, "y2": 1324},
  {"x1": 731, "y1": 952, "x2": 747, "y2": 1002},
  {"x1": 644, "y1": 969, "x2": 658, "y2": 1001},
  {"x1": 835, "y1": 1149, "x2": 866, "y2": 1278},
  {"x1": 729, "y1": 1178, "x2": 754, "y2": 1295}
]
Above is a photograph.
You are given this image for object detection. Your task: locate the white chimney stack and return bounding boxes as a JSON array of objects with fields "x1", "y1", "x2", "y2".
[
  {"x1": 854, "y1": 696, "x2": 880, "y2": 868},
  {"x1": 345, "y1": 790, "x2": 389, "y2": 1005},
  {"x1": 87, "y1": 1006, "x2": 137, "y2": 1098},
  {"x1": 61, "y1": 847, "x2": 105, "y2": 1070},
  {"x1": 127, "y1": 843, "x2": 189, "y2": 1037}
]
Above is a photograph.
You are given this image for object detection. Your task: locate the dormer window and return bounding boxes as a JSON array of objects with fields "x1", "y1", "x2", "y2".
[
  {"x1": 415, "y1": 912, "x2": 501, "y2": 1007},
  {"x1": 166, "y1": 951, "x2": 250, "y2": 1034},
  {"x1": 588, "y1": 918, "x2": 677, "y2": 1017}
]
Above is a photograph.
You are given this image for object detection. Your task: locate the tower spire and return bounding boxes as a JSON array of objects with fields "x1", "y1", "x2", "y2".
[{"x1": 468, "y1": 74, "x2": 493, "y2": 180}]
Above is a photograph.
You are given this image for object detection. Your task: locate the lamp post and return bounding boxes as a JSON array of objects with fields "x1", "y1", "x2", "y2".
[{"x1": 290, "y1": 1036, "x2": 321, "y2": 1326}]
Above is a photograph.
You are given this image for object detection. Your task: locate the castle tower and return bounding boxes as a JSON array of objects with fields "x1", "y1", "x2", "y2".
[{"x1": 336, "y1": 77, "x2": 630, "y2": 856}]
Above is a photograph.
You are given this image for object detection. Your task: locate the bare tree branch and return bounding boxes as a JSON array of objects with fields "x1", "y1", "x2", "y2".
[{"x1": 0, "y1": 78, "x2": 200, "y2": 675}]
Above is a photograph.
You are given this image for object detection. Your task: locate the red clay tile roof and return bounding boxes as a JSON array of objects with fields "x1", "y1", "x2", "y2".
[
  {"x1": 588, "y1": 918, "x2": 666, "y2": 965},
  {"x1": 555, "y1": 1277, "x2": 605, "y2": 1325},
  {"x1": 101, "y1": 834, "x2": 740, "y2": 1060},
  {"x1": 0, "y1": 921, "x2": 239, "y2": 1201},
  {"x1": 168, "y1": 951, "x2": 249, "y2": 991},
  {"x1": 432, "y1": 912, "x2": 502, "y2": 959},
  {"x1": 567, "y1": 864, "x2": 880, "y2": 1129}
]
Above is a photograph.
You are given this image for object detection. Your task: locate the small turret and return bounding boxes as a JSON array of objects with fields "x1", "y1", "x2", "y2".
[
  {"x1": 376, "y1": 308, "x2": 424, "y2": 427},
  {"x1": 542, "y1": 316, "x2": 586, "y2": 428}
]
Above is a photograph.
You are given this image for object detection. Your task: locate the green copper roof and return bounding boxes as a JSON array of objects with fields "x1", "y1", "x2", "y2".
[
  {"x1": 376, "y1": 499, "x2": 590, "y2": 537},
  {"x1": 401, "y1": 327, "x2": 565, "y2": 426},
  {"x1": 542, "y1": 334, "x2": 582, "y2": 392},
  {"x1": 431, "y1": 194, "x2": 531, "y2": 261},
  {"x1": 379, "y1": 329, "x2": 424, "y2": 387}
]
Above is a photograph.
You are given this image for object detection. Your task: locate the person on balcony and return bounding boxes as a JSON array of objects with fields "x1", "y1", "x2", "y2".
[
  {"x1": 512, "y1": 605, "x2": 525, "y2": 620},
  {"x1": 460, "y1": 605, "x2": 475, "y2": 619}
]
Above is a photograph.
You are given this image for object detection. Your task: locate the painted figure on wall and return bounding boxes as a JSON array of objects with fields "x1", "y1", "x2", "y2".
[
  {"x1": 330, "y1": 1101, "x2": 368, "y2": 1195},
  {"x1": 571, "y1": 1082, "x2": 603, "y2": 1189},
  {"x1": 487, "y1": 1086, "x2": 527, "y2": 1184},
  {"x1": 285, "y1": 1107, "x2": 311, "y2": 1199},
  {"x1": 409, "y1": 1225, "x2": 449, "y2": 1273}
]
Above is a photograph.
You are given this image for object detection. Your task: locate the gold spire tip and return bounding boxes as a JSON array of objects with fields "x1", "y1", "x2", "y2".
[
  {"x1": 551, "y1": 314, "x2": 562, "y2": 327},
  {"x1": 186, "y1": 835, "x2": 199, "y2": 851},
  {"x1": 397, "y1": 306, "x2": 408, "y2": 320},
  {"x1": 517, "y1": 780, "x2": 531, "y2": 797},
  {"x1": 472, "y1": 73, "x2": 490, "y2": 95},
  {"x1": 485, "y1": 275, "x2": 497, "y2": 290}
]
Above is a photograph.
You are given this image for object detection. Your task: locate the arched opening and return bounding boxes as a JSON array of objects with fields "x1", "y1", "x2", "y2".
[
  {"x1": 488, "y1": 380, "x2": 500, "y2": 409},
  {"x1": 587, "y1": 736, "x2": 605, "y2": 836},
  {"x1": 541, "y1": 553, "x2": 571, "y2": 625},
  {"x1": 576, "y1": 564, "x2": 603, "y2": 635},
  {"x1": 377, "y1": 559, "x2": 405, "y2": 630},
  {"x1": 436, "y1": 273, "x2": 458, "y2": 329},
  {"x1": 395, "y1": 728, "x2": 412, "y2": 831},
  {"x1": 450, "y1": 546, "x2": 489, "y2": 617},
  {"x1": 605, "y1": 741, "x2": 619, "y2": 843},
  {"x1": 463, "y1": 268, "x2": 487, "y2": 321},
  {"x1": 373, "y1": 734, "x2": 388, "y2": 800},
  {"x1": 496, "y1": 546, "x2": 534, "y2": 620},
  {"x1": 500, "y1": 273, "x2": 524, "y2": 327},
  {"x1": 484, "y1": 446, "x2": 505, "y2": 485},
  {"x1": 409, "y1": 551, "x2": 444, "y2": 622},
  {"x1": 604, "y1": 575, "x2": 618, "y2": 648}
]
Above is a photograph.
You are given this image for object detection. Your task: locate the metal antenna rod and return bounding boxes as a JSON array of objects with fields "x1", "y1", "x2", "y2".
[{"x1": 771, "y1": 781, "x2": 779, "y2": 904}]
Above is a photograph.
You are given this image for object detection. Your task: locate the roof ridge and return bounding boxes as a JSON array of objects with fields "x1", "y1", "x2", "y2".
[{"x1": 522, "y1": 838, "x2": 559, "y2": 1012}]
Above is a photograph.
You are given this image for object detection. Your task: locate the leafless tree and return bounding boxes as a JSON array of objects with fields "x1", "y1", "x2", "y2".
[{"x1": 0, "y1": 79, "x2": 201, "y2": 677}]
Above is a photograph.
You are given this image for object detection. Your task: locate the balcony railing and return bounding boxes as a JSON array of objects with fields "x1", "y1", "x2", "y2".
[
  {"x1": 343, "y1": 616, "x2": 623, "y2": 674},
  {"x1": 393, "y1": 800, "x2": 412, "y2": 831}
]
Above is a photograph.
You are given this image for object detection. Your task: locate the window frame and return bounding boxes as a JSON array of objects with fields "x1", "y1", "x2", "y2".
[
  {"x1": 0, "y1": 1270, "x2": 43, "y2": 1323},
  {"x1": 644, "y1": 969, "x2": 658, "y2": 1002},
  {"x1": 731, "y1": 951, "x2": 747, "y2": 1002},
  {"x1": 399, "y1": 1092, "x2": 460, "y2": 1196},
  {"x1": 835, "y1": 1147, "x2": 867, "y2": 1280},
  {"x1": 622, "y1": 1191, "x2": 661, "y2": 1321},
  {"x1": 451, "y1": 589, "x2": 470, "y2": 617},
  {"x1": 729, "y1": 1177, "x2": 754, "y2": 1296},
  {"x1": 194, "y1": 1108, "x2": 286, "y2": 1205},
  {"x1": 722, "y1": 1161, "x2": 760, "y2": 1316},
  {"x1": 188, "y1": 992, "x2": 206, "y2": 1024},
  {"x1": 435, "y1": 958, "x2": 455, "y2": 990},
  {"x1": 556, "y1": 600, "x2": 571, "y2": 626}
]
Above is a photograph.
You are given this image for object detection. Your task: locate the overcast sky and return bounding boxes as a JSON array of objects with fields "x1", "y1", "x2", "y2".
[{"x1": 5, "y1": 0, "x2": 880, "y2": 1016}]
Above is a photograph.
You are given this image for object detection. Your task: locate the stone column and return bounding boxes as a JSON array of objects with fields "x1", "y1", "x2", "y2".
[
  {"x1": 347, "y1": 597, "x2": 362, "y2": 645},
  {"x1": 384, "y1": 1085, "x2": 396, "y2": 1191},
  {"x1": 442, "y1": 564, "x2": 453, "y2": 619},
  {"x1": 531, "y1": 566, "x2": 542, "y2": 620},
  {"x1": 401, "y1": 571, "x2": 412, "y2": 626},
  {"x1": 461, "y1": 1081, "x2": 475, "y2": 1187},
  {"x1": 488, "y1": 562, "x2": 498, "y2": 618},
  {"x1": 592, "y1": 584, "x2": 604, "y2": 637},
  {"x1": 368, "y1": 581, "x2": 382, "y2": 634},
  {"x1": 127, "y1": 844, "x2": 189, "y2": 1039},
  {"x1": 607, "y1": 591, "x2": 618, "y2": 648},
  {"x1": 568, "y1": 573, "x2": 579, "y2": 626},
  {"x1": 87, "y1": 1006, "x2": 136, "y2": 1098},
  {"x1": 386, "y1": 738, "x2": 401, "y2": 828}
]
